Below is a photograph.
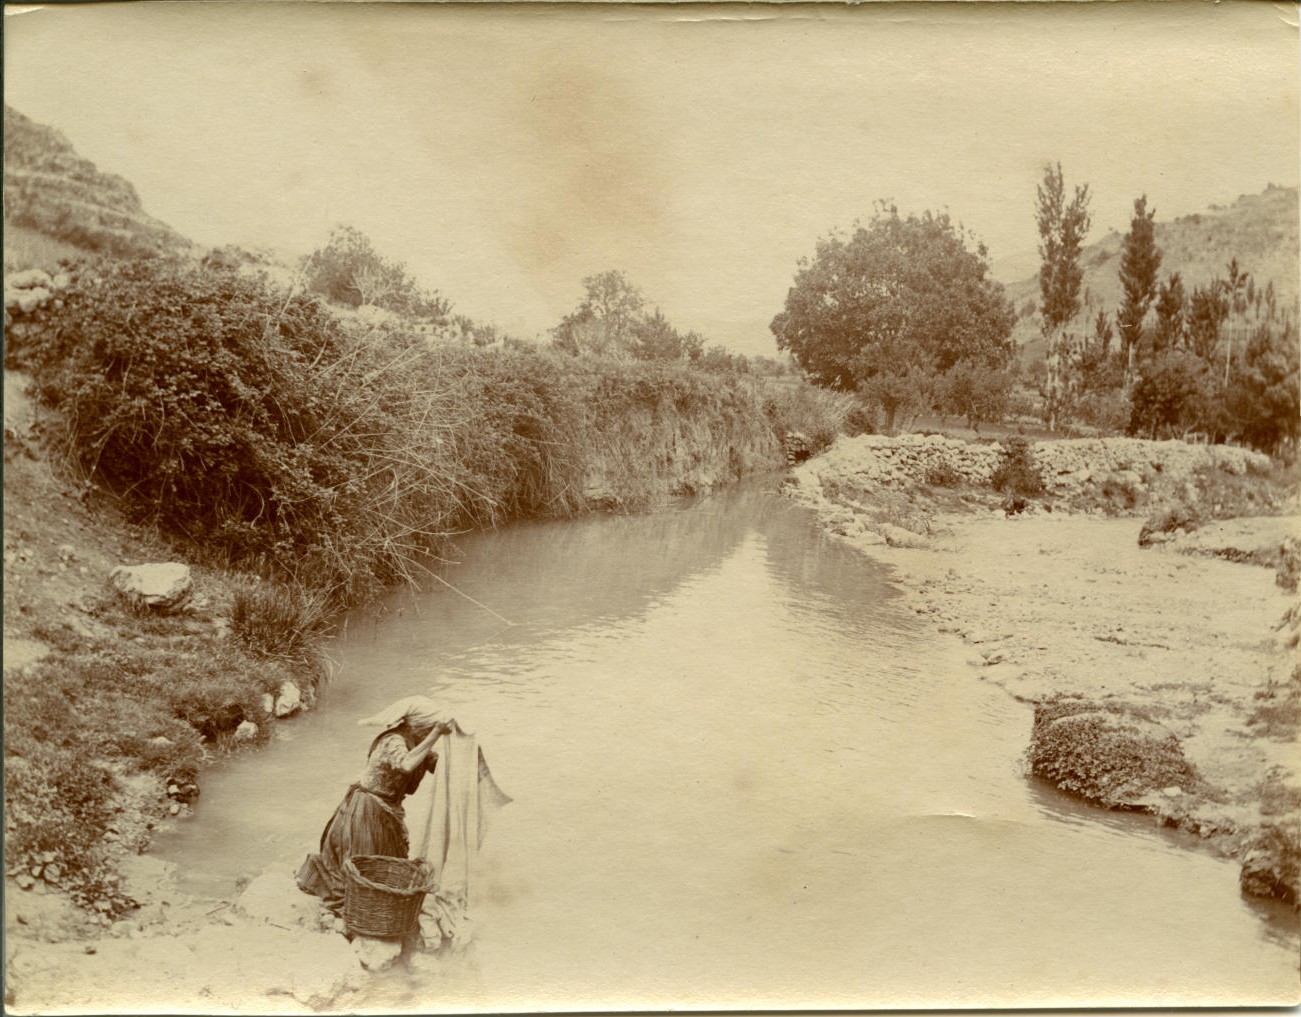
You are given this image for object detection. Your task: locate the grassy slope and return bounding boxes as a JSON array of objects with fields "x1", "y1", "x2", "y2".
[
  {"x1": 4, "y1": 104, "x2": 192, "y2": 261},
  {"x1": 1002, "y1": 186, "x2": 1300, "y2": 366}
]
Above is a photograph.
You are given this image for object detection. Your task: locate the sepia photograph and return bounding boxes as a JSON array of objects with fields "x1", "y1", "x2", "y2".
[{"x1": 3, "y1": 1, "x2": 1299, "y2": 1012}]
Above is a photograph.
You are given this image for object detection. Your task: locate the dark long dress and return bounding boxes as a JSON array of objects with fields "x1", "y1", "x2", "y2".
[{"x1": 296, "y1": 728, "x2": 433, "y2": 914}]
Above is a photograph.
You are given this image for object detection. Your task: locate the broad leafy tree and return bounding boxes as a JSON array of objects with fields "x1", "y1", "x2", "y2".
[
  {"x1": 551, "y1": 270, "x2": 647, "y2": 358},
  {"x1": 770, "y1": 205, "x2": 1015, "y2": 433}
]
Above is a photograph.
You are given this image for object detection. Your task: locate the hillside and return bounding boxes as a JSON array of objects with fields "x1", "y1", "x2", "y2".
[
  {"x1": 3, "y1": 105, "x2": 192, "y2": 264},
  {"x1": 1003, "y1": 185, "x2": 1300, "y2": 365}
]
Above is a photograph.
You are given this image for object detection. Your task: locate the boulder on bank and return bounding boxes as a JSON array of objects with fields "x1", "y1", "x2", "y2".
[
  {"x1": 1028, "y1": 699, "x2": 1202, "y2": 809},
  {"x1": 1239, "y1": 823, "x2": 1300, "y2": 905},
  {"x1": 274, "y1": 680, "x2": 303, "y2": 717},
  {"x1": 235, "y1": 865, "x2": 320, "y2": 929},
  {"x1": 108, "y1": 562, "x2": 193, "y2": 613}
]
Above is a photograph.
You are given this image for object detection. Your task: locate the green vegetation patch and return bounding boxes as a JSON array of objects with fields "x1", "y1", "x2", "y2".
[
  {"x1": 1029, "y1": 697, "x2": 1203, "y2": 808},
  {"x1": 3, "y1": 582, "x2": 322, "y2": 918}
]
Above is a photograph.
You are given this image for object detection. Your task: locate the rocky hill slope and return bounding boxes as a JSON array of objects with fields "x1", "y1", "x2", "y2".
[{"x1": 4, "y1": 104, "x2": 192, "y2": 262}]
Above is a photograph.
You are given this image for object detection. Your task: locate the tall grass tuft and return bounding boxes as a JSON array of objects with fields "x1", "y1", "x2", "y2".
[{"x1": 230, "y1": 581, "x2": 330, "y2": 664}]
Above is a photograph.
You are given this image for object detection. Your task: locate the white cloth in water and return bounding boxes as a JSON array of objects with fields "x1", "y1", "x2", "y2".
[{"x1": 406, "y1": 723, "x2": 510, "y2": 945}]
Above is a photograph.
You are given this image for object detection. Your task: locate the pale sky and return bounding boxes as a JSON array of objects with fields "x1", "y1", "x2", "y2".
[{"x1": 5, "y1": 1, "x2": 1298, "y2": 356}]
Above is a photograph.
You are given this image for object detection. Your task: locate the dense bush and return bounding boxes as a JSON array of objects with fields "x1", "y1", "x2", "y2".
[
  {"x1": 1029, "y1": 699, "x2": 1203, "y2": 807},
  {"x1": 12, "y1": 257, "x2": 828, "y2": 606},
  {"x1": 990, "y1": 435, "x2": 1045, "y2": 498}
]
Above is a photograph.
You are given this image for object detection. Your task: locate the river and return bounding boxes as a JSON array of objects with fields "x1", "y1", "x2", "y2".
[{"x1": 154, "y1": 482, "x2": 1299, "y2": 1010}]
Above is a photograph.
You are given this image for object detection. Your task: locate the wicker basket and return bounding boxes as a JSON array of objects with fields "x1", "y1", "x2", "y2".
[{"x1": 343, "y1": 855, "x2": 436, "y2": 940}]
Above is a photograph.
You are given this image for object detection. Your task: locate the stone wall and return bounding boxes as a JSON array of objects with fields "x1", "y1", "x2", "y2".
[{"x1": 807, "y1": 432, "x2": 1272, "y2": 504}]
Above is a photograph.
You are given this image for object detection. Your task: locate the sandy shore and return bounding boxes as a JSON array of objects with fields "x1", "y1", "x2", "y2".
[{"x1": 786, "y1": 436, "x2": 1300, "y2": 905}]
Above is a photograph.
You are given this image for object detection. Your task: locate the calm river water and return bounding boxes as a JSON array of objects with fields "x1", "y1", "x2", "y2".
[{"x1": 155, "y1": 483, "x2": 1299, "y2": 1010}]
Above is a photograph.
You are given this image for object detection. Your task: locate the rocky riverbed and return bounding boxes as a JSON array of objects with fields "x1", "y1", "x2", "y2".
[{"x1": 787, "y1": 432, "x2": 1301, "y2": 907}]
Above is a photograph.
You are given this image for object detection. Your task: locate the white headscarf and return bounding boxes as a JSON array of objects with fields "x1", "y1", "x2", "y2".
[{"x1": 357, "y1": 695, "x2": 447, "y2": 738}]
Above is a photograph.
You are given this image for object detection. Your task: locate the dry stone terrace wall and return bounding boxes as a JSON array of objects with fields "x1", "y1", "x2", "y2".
[{"x1": 809, "y1": 433, "x2": 1272, "y2": 503}]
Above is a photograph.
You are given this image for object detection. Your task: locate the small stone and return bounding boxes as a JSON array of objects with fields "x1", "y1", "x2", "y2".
[
  {"x1": 1161, "y1": 786, "x2": 1183, "y2": 798},
  {"x1": 234, "y1": 720, "x2": 259, "y2": 742},
  {"x1": 169, "y1": 803, "x2": 181, "y2": 816}
]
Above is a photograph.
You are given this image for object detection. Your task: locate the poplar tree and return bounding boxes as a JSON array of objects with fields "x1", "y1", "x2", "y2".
[
  {"x1": 1116, "y1": 195, "x2": 1161, "y2": 385},
  {"x1": 1034, "y1": 163, "x2": 1092, "y2": 430}
]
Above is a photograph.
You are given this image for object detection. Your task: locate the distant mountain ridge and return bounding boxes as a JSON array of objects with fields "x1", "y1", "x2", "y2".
[
  {"x1": 1002, "y1": 185, "x2": 1299, "y2": 363},
  {"x1": 4, "y1": 104, "x2": 192, "y2": 261}
]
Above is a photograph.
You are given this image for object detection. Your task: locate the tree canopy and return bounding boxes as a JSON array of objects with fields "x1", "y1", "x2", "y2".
[
  {"x1": 300, "y1": 225, "x2": 450, "y2": 322},
  {"x1": 551, "y1": 269, "x2": 705, "y2": 362},
  {"x1": 769, "y1": 206, "x2": 1015, "y2": 428}
]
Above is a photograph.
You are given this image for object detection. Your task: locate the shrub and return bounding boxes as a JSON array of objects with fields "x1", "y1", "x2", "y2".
[
  {"x1": 990, "y1": 435, "x2": 1045, "y2": 498},
  {"x1": 761, "y1": 380, "x2": 856, "y2": 458},
  {"x1": 923, "y1": 460, "x2": 964, "y2": 488},
  {"x1": 1276, "y1": 537, "x2": 1300, "y2": 593},
  {"x1": 1138, "y1": 501, "x2": 1199, "y2": 546},
  {"x1": 1247, "y1": 665, "x2": 1301, "y2": 740},
  {"x1": 1239, "y1": 822, "x2": 1301, "y2": 905},
  {"x1": 1029, "y1": 698, "x2": 1202, "y2": 807}
]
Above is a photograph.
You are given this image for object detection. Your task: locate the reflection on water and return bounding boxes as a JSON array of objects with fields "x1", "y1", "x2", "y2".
[{"x1": 155, "y1": 482, "x2": 1300, "y2": 1009}]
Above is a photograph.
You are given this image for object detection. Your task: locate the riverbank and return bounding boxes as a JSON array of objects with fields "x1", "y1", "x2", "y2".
[
  {"x1": 1, "y1": 341, "x2": 844, "y2": 1010},
  {"x1": 787, "y1": 433, "x2": 1301, "y2": 907},
  {"x1": 3, "y1": 257, "x2": 853, "y2": 938}
]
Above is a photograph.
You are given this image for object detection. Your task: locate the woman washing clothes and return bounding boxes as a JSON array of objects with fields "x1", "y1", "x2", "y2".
[{"x1": 296, "y1": 695, "x2": 452, "y2": 914}]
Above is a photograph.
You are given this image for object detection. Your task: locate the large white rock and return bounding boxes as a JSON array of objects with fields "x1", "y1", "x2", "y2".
[
  {"x1": 235, "y1": 867, "x2": 320, "y2": 929},
  {"x1": 274, "y1": 680, "x2": 303, "y2": 717},
  {"x1": 108, "y1": 562, "x2": 193, "y2": 613}
]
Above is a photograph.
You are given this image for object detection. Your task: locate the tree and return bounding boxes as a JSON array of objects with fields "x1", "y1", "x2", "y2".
[
  {"x1": 770, "y1": 204, "x2": 1015, "y2": 433},
  {"x1": 300, "y1": 225, "x2": 450, "y2": 322},
  {"x1": 1128, "y1": 350, "x2": 1213, "y2": 439},
  {"x1": 941, "y1": 360, "x2": 1015, "y2": 433},
  {"x1": 1221, "y1": 318, "x2": 1300, "y2": 453},
  {"x1": 551, "y1": 270, "x2": 646, "y2": 358},
  {"x1": 1222, "y1": 258, "x2": 1250, "y2": 385},
  {"x1": 630, "y1": 309, "x2": 705, "y2": 362},
  {"x1": 1035, "y1": 163, "x2": 1092, "y2": 431},
  {"x1": 1151, "y1": 272, "x2": 1187, "y2": 353},
  {"x1": 1187, "y1": 281, "x2": 1229, "y2": 360},
  {"x1": 1116, "y1": 195, "x2": 1161, "y2": 384}
]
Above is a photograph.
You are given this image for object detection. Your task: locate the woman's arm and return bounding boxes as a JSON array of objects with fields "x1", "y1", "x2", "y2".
[{"x1": 397, "y1": 721, "x2": 449, "y2": 774}]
